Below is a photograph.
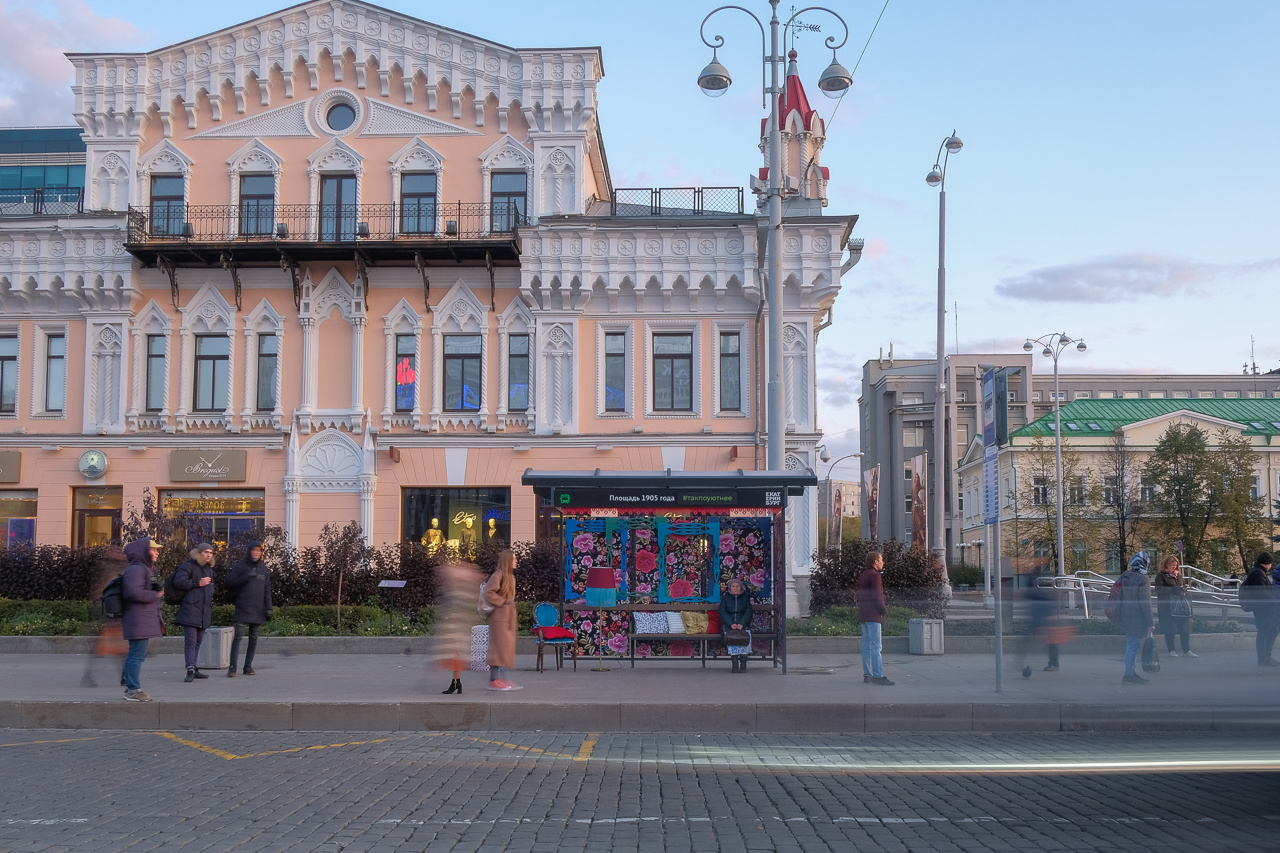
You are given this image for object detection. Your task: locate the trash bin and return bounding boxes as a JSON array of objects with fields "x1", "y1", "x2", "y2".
[
  {"x1": 908, "y1": 618, "x2": 944, "y2": 655},
  {"x1": 198, "y1": 626, "x2": 234, "y2": 669},
  {"x1": 470, "y1": 625, "x2": 489, "y2": 672}
]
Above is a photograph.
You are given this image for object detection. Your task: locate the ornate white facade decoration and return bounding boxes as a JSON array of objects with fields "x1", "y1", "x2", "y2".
[
  {"x1": 495, "y1": 296, "x2": 535, "y2": 431},
  {"x1": 175, "y1": 282, "x2": 237, "y2": 432},
  {"x1": 135, "y1": 140, "x2": 193, "y2": 208},
  {"x1": 538, "y1": 145, "x2": 576, "y2": 216},
  {"x1": 429, "y1": 281, "x2": 489, "y2": 431},
  {"x1": 88, "y1": 149, "x2": 133, "y2": 211},
  {"x1": 388, "y1": 138, "x2": 445, "y2": 230},
  {"x1": 643, "y1": 317, "x2": 702, "y2": 420},
  {"x1": 783, "y1": 321, "x2": 810, "y2": 431},
  {"x1": 362, "y1": 101, "x2": 482, "y2": 137},
  {"x1": 190, "y1": 102, "x2": 315, "y2": 139},
  {"x1": 381, "y1": 298, "x2": 423, "y2": 430},
  {"x1": 538, "y1": 321, "x2": 575, "y2": 435},
  {"x1": 127, "y1": 300, "x2": 173, "y2": 432},
  {"x1": 297, "y1": 268, "x2": 366, "y2": 433},
  {"x1": 479, "y1": 134, "x2": 534, "y2": 229},
  {"x1": 84, "y1": 320, "x2": 127, "y2": 434},
  {"x1": 283, "y1": 424, "x2": 378, "y2": 546},
  {"x1": 307, "y1": 138, "x2": 365, "y2": 228},
  {"x1": 226, "y1": 140, "x2": 284, "y2": 236},
  {"x1": 241, "y1": 298, "x2": 286, "y2": 430}
]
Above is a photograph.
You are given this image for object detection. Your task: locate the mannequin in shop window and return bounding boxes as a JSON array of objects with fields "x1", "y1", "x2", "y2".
[
  {"x1": 460, "y1": 516, "x2": 477, "y2": 560},
  {"x1": 487, "y1": 518, "x2": 501, "y2": 544},
  {"x1": 421, "y1": 518, "x2": 443, "y2": 554}
]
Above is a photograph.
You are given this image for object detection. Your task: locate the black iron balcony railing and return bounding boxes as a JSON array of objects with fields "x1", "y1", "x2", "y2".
[
  {"x1": 0, "y1": 187, "x2": 85, "y2": 217},
  {"x1": 125, "y1": 201, "x2": 528, "y2": 245},
  {"x1": 610, "y1": 187, "x2": 744, "y2": 217}
]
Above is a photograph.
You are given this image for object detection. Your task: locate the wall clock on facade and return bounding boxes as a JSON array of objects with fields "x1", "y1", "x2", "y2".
[{"x1": 78, "y1": 449, "x2": 108, "y2": 479}]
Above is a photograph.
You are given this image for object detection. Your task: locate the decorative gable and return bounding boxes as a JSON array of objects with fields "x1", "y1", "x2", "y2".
[{"x1": 362, "y1": 101, "x2": 482, "y2": 137}]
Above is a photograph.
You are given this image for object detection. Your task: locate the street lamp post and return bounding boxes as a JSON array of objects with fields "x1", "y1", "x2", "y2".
[
  {"x1": 818, "y1": 447, "x2": 863, "y2": 548},
  {"x1": 1022, "y1": 333, "x2": 1088, "y2": 576},
  {"x1": 698, "y1": 1, "x2": 852, "y2": 471},
  {"x1": 925, "y1": 133, "x2": 963, "y2": 573}
]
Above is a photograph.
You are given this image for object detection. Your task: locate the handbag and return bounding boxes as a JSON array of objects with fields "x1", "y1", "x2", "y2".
[
  {"x1": 478, "y1": 582, "x2": 495, "y2": 617},
  {"x1": 1170, "y1": 592, "x2": 1192, "y2": 619},
  {"x1": 724, "y1": 627, "x2": 749, "y2": 644}
]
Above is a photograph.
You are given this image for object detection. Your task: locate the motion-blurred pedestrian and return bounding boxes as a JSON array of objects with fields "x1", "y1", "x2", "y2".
[
  {"x1": 1241, "y1": 552, "x2": 1278, "y2": 667},
  {"x1": 81, "y1": 545, "x2": 128, "y2": 689},
  {"x1": 436, "y1": 561, "x2": 483, "y2": 694},
  {"x1": 1120, "y1": 552, "x2": 1154, "y2": 684}
]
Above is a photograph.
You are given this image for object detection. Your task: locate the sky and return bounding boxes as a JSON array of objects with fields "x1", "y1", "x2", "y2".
[{"x1": 4, "y1": 0, "x2": 1278, "y2": 477}]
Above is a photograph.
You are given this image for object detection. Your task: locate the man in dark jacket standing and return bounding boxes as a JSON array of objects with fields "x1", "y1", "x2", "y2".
[
  {"x1": 121, "y1": 537, "x2": 164, "y2": 701},
  {"x1": 857, "y1": 551, "x2": 893, "y2": 686},
  {"x1": 174, "y1": 542, "x2": 215, "y2": 682},
  {"x1": 1241, "y1": 552, "x2": 1278, "y2": 666},
  {"x1": 226, "y1": 541, "x2": 272, "y2": 676},
  {"x1": 1120, "y1": 552, "x2": 1155, "y2": 684}
]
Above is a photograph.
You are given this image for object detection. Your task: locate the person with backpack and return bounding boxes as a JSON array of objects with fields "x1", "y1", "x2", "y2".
[
  {"x1": 1119, "y1": 552, "x2": 1155, "y2": 684},
  {"x1": 82, "y1": 546, "x2": 129, "y2": 689},
  {"x1": 173, "y1": 542, "x2": 216, "y2": 682},
  {"x1": 225, "y1": 541, "x2": 272, "y2": 677},
  {"x1": 1240, "y1": 552, "x2": 1278, "y2": 667},
  {"x1": 121, "y1": 537, "x2": 164, "y2": 701}
]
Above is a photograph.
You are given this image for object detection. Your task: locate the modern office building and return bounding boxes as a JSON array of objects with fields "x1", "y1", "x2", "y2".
[
  {"x1": 859, "y1": 349, "x2": 1280, "y2": 563},
  {"x1": 0, "y1": 1, "x2": 863, "y2": 609}
]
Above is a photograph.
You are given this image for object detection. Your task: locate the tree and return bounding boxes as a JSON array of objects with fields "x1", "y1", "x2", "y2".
[
  {"x1": 1212, "y1": 428, "x2": 1268, "y2": 571},
  {"x1": 1097, "y1": 428, "x2": 1144, "y2": 571},
  {"x1": 1015, "y1": 434, "x2": 1096, "y2": 574},
  {"x1": 1143, "y1": 424, "x2": 1217, "y2": 567}
]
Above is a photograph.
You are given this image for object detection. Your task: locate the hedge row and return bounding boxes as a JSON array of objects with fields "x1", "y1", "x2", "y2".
[{"x1": 809, "y1": 539, "x2": 950, "y2": 618}]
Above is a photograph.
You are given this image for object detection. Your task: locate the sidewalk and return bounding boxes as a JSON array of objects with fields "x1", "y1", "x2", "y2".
[{"x1": 3, "y1": 642, "x2": 1276, "y2": 733}]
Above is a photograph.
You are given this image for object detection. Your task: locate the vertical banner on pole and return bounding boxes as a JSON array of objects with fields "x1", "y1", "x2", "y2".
[
  {"x1": 863, "y1": 466, "x2": 880, "y2": 541},
  {"x1": 832, "y1": 485, "x2": 843, "y2": 544},
  {"x1": 981, "y1": 369, "x2": 1000, "y2": 526},
  {"x1": 911, "y1": 454, "x2": 928, "y2": 553}
]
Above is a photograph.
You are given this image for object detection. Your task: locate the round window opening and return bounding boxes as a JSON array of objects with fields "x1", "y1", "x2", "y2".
[{"x1": 327, "y1": 103, "x2": 357, "y2": 132}]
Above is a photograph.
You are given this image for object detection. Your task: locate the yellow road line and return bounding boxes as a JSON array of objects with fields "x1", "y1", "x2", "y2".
[
  {"x1": 0, "y1": 735, "x2": 110, "y2": 748},
  {"x1": 575, "y1": 733, "x2": 600, "y2": 762},
  {"x1": 455, "y1": 735, "x2": 579, "y2": 760},
  {"x1": 154, "y1": 732, "x2": 392, "y2": 760}
]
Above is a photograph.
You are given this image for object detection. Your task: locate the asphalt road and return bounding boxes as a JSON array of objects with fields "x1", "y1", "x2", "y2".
[{"x1": 1, "y1": 730, "x2": 1278, "y2": 852}]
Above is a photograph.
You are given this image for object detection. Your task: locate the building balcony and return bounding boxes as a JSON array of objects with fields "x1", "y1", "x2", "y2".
[
  {"x1": 123, "y1": 202, "x2": 525, "y2": 267},
  {"x1": 0, "y1": 187, "x2": 85, "y2": 217},
  {"x1": 609, "y1": 187, "x2": 745, "y2": 217}
]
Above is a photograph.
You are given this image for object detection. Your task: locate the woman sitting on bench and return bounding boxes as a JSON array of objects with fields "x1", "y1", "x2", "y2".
[{"x1": 720, "y1": 578, "x2": 754, "y2": 673}]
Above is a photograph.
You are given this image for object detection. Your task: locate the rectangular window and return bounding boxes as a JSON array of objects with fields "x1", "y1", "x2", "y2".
[
  {"x1": 1172, "y1": 390, "x2": 1190, "y2": 398},
  {"x1": 1148, "y1": 390, "x2": 1166, "y2": 399},
  {"x1": 1068, "y1": 477, "x2": 1086, "y2": 505},
  {"x1": 319, "y1": 173, "x2": 357, "y2": 241},
  {"x1": 1074, "y1": 390, "x2": 1091, "y2": 399},
  {"x1": 1032, "y1": 476, "x2": 1050, "y2": 506},
  {"x1": 443, "y1": 334, "x2": 481, "y2": 412},
  {"x1": 902, "y1": 425, "x2": 923, "y2": 447},
  {"x1": 603, "y1": 333, "x2": 626, "y2": 412},
  {"x1": 0, "y1": 334, "x2": 16, "y2": 414},
  {"x1": 1140, "y1": 478, "x2": 1157, "y2": 503},
  {"x1": 1197, "y1": 390, "x2": 1215, "y2": 399},
  {"x1": 955, "y1": 423, "x2": 969, "y2": 448},
  {"x1": 193, "y1": 334, "x2": 230, "y2": 412},
  {"x1": 901, "y1": 392, "x2": 924, "y2": 405},
  {"x1": 145, "y1": 335, "x2": 166, "y2": 412},
  {"x1": 652, "y1": 333, "x2": 693, "y2": 411},
  {"x1": 1098, "y1": 390, "x2": 1116, "y2": 399},
  {"x1": 719, "y1": 332, "x2": 741, "y2": 411},
  {"x1": 149, "y1": 175, "x2": 185, "y2": 236},
  {"x1": 394, "y1": 334, "x2": 416, "y2": 413},
  {"x1": 1105, "y1": 541, "x2": 1123, "y2": 574},
  {"x1": 1224, "y1": 390, "x2": 1240, "y2": 398},
  {"x1": 239, "y1": 174, "x2": 275, "y2": 235},
  {"x1": 400, "y1": 173, "x2": 437, "y2": 234},
  {"x1": 44, "y1": 333, "x2": 65, "y2": 412},
  {"x1": 1102, "y1": 476, "x2": 1118, "y2": 506},
  {"x1": 256, "y1": 334, "x2": 279, "y2": 412},
  {"x1": 490, "y1": 172, "x2": 527, "y2": 232},
  {"x1": 0, "y1": 490, "x2": 37, "y2": 549},
  {"x1": 955, "y1": 390, "x2": 968, "y2": 403},
  {"x1": 1069, "y1": 540, "x2": 1088, "y2": 572},
  {"x1": 508, "y1": 334, "x2": 529, "y2": 412},
  {"x1": 401, "y1": 487, "x2": 511, "y2": 550},
  {"x1": 161, "y1": 489, "x2": 266, "y2": 544}
]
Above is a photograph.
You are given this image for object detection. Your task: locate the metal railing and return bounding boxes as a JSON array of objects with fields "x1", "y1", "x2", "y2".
[
  {"x1": 610, "y1": 187, "x2": 744, "y2": 216},
  {"x1": 1035, "y1": 565, "x2": 1241, "y2": 620},
  {"x1": 0, "y1": 187, "x2": 84, "y2": 217},
  {"x1": 125, "y1": 202, "x2": 527, "y2": 244}
]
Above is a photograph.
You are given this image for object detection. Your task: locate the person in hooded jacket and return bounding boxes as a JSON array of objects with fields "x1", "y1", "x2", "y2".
[
  {"x1": 225, "y1": 541, "x2": 272, "y2": 676},
  {"x1": 1241, "y1": 552, "x2": 1278, "y2": 666},
  {"x1": 1119, "y1": 552, "x2": 1155, "y2": 684},
  {"x1": 719, "y1": 578, "x2": 754, "y2": 673},
  {"x1": 174, "y1": 542, "x2": 216, "y2": 682},
  {"x1": 121, "y1": 537, "x2": 164, "y2": 701}
]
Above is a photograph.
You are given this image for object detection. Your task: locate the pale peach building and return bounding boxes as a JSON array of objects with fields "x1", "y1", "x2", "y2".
[{"x1": 0, "y1": 1, "x2": 861, "y2": 607}]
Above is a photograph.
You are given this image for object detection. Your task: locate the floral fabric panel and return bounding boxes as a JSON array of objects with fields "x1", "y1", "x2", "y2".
[
  {"x1": 563, "y1": 519, "x2": 627, "y2": 601},
  {"x1": 568, "y1": 609, "x2": 629, "y2": 657},
  {"x1": 656, "y1": 519, "x2": 720, "y2": 603},
  {"x1": 629, "y1": 522, "x2": 661, "y2": 603},
  {"x1": 717, "y1": 520, "x2": 772, "y2": 598}
]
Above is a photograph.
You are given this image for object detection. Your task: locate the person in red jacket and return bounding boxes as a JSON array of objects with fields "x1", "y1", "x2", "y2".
[{"x1": 857, "y1": 551, "x2": 894, "y2": 686}]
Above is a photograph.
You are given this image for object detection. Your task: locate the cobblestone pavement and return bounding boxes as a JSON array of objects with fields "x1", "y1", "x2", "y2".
[{"x1": 1, "y1": 730, "x2": 1278, "y2": 852}]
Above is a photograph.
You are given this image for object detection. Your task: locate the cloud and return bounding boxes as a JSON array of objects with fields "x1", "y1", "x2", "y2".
[
  {"x1": 994, "y1": 253, "x2": 1280, "y2": 303},
  {"x1": 816, "y1": 369, "x2": 858, "y2": 409},
  {"x1": 0, "y1": 1, "x2": 147, "y2": 126}
]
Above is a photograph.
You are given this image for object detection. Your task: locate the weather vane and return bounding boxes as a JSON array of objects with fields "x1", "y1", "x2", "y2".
[{"x1": 788, "y1": 5, "x2": 822, "y2": 48}]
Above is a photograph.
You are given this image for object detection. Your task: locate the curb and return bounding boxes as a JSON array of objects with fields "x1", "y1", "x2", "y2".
[{"x1": 2, "y1": 699, "x2": 1273, "y2": 734}]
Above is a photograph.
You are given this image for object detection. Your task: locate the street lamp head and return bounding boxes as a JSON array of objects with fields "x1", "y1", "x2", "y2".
[
  {"x1": 1042, "y1": 346, "x2": 1052, "y2": 358},
  {"x1": 925, "y1": 168, "x2": 942, "y2": 188},
  {"x1": 1022, "y1": 340, "x2": 1034, "y2": 352},
  {"x1": 945, "y1": 134, "x2": 963, "y2": 153},
  {"x1": 696, "y1": 50, "x2": 732, "y2": 97},
  {"x1": 816, "y1": 55, "x2": 853, "y2": 99},
  {"x1": 1076, "y1": 340, "x2": 1088, "y2": 352}
]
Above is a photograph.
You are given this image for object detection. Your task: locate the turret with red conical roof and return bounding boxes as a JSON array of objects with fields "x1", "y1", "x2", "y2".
[{"x1": 755, "y1": 50, "x2": 830, "y2": 214}]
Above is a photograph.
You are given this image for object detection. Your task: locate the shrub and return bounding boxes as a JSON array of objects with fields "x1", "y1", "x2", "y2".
[
  {"x1": 512, "y1": 539, "x2": 562, "y2": 605},
  {"x1": 0, "y1": 544, "x2": 108, "y2": 601},
  {"x1": 948, "y1": 564, "x2": 984, "y2": 586},
  {"x1": 809, "y1": 539, "x2": 949, "y2": 618}
]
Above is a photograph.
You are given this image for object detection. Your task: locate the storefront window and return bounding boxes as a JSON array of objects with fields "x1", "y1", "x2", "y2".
[
  {"x1": 161, "y1": 489, "x2": 265, "y2": 544},
  {"x1": 74, "y1": 486, "x2": 122, "y2": 547},
  {"x1": 402, "y1": 487, "x2": 510, "y2": 556},
  {"x1": 0, "y1": 489, "x2": 36, "y2": 548}
]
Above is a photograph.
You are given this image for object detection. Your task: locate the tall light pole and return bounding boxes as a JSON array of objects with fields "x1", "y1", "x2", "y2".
[
  {"x1": 698, "y1": 0, "x2": 852, "y2": 471},
  {"x1": 925, "y1": 132, "x2": 963, "y2": 569},
  {"x1": 1023, "y1": 333, "x2": 1088, "y2": 576},
  {"x1": 818, "y1": 447, "x2": 863, "y2": 546}
]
